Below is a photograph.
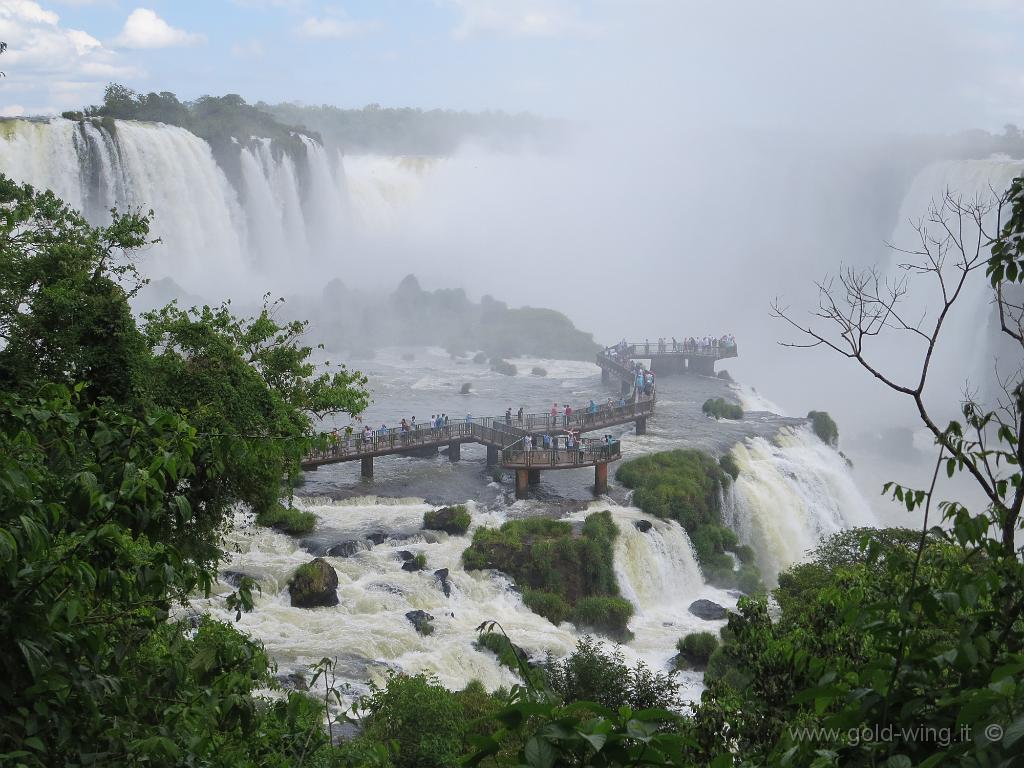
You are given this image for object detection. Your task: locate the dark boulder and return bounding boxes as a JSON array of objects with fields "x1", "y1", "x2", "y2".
[
  {"x1": 396, "y1": 550, "x2": 415, "y2": 562},
  {"x1": 634, "y1": 520, "x2": 653, "y2": 533},
  {"x1": 367, "y1": 532, "x2": 389, "y2": 546},
  {"x1": 288, "y1": 558, "x2": 340, "y2": 608},
  {"x1": 221, "y1": 570, "x2": 254, "y2": 587},
  {"x1": 401, "y1": 557, "x2": 426, "y2": 572},
  {"x1": 434, "y1": 568, "x2": 451, "y2": 597},
  {"x1": 688, "y1": 599, "x2": 727, "y2": 621},
  {"x1": 406, "y1": 609, "x2": 435, "y2": 635},
  {"x1": 423, "y1": 505, "x2": 471, "y2": 535}
]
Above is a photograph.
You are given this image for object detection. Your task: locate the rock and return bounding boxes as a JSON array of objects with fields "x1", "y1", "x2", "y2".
[
  {"x1": 460, "y1": 383, "x2": 472, "y2": 394},
  {"x1": 472, "y1": 352, "x2": 487, "y2": 364},
  {"x1": 367, "y1": 532, "x2": 389, "y2": 546},
  {"x1": 434, "y1": 568, "x2": 451, "y2": 598},
  {"x1": 221, "y1": 570, "x2": 253, "y2": 587},
  {"x1": 326, "y1": 540, "x2": 364, "y2": 557},
  {"x1": 288, "y1": 558, "x2": 340, "y2": 608},
  {"x1": 396, "y1": 550, "x2": 415, "y2": 562},
  {"x1": 423, "y1": 505, "x2": 471, "y2": 535},
  {"x1": 401, "y1": 557, "x2": 425, "y2": 572},
  {"x1": 367, "y1": 582, "x2": 406, "y2": 596},
  {"x1": 688, "y1": 599, "x2": 727, "y2": 621},
  {"x1": 406, "y1": 609, "x2": 435, "y2": 635},
  {"x1": 634, "y1": 520, "x2": 653, "y2": 533},
  {"x1": 277, "y1": 671, "x2": 309, "y2": 691}
]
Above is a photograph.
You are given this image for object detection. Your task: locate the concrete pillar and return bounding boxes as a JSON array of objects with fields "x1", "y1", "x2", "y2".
[
  {"x1": 486, "y1": 445, "x2": 499, "y2": 466},
  {"x1": 515, "y1": 469, "x2": 530, "y2": 499},
  {"x1": 361, "y1": 456, "x2": 373, "y2": 478},
  {"x1": 448, "y1": 441, "x2": 461, "y2": 462},
  {"x1": 690, "y1": 356, "x2": 715, "y2": 376},
  {"x1": 601, "y1": 368, "x2": 610, "y2": 384},
  {"x1": 635, "y1": 416, "x2": 647, "y2": 435},
  {"x1": 621, "y1": 379, "x2": 631, "y2": 396},
  {"x1": 528, "y1": 468, "x2": 541, "y2": 485},
  {"x1": 594, "y1": 463, "x2": 608, "y2": 494}
]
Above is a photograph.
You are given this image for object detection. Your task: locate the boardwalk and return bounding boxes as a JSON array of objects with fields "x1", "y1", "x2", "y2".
[
  {"x1": 598, "y1": 338, "x2": 738, "y2": 380},
  {"x1": 301, "y1": 335, "x2": 737, "y2": 496}
]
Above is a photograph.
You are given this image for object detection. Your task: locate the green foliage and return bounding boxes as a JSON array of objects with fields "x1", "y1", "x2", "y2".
[
  {"x1": 719, "y1": 452, "x2": 740, "y2": 480},
  {"x1": 476, "y1": 632, "x2": 529, "y2": 673},
  {"x1": 463, "y1": 513, "x2": 632, "y2": 636},
  {"x1": 424, "y1": 505, "x2": 471, "y2": 535},
  {"x1": 807, "y1": 409, "x2": 839, "y2": 446},
  {"x1": 702, "y1": 397, "x2": 744, "y2": 420},
  {"x1": 256, "y1": 504, "x2": 317, "y2": 534},
  {"x1": 354, "y1": 673, "x2": 503, "y2": 768},
  {"x1": 413, "y1": 553, "x2": 428, "y2": 570},
  {"x1": 490, "y1": 358, "x2": 517, "y2": 376},
  {"x1": 676, "y1": 632, "x2": 719, "y2": 669},
  {"x1": 542, "y1": 637, "x2": 682, "y2": 713}
]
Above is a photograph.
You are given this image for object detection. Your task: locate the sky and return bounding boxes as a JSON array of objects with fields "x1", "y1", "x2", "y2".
[{"x1": 2, "y1": 0, "x2": 1024, "y2": 132}]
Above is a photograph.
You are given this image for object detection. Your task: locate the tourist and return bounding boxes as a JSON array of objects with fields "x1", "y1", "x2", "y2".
[
  {"x1": 465, "y1": 413, "x2": 473, "y2": 424},
  {"x1": 517, "y1": 406, "x2": 524, "y2": 423},
  {"x1": 551, "y1": 402, "x2": 558, "y2": 427},
  {"x1": 506, "y1": 407, "x2": 512, "y2": 425}
]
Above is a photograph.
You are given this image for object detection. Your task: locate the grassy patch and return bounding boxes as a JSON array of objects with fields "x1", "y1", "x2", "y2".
[
  {"x1": 702, "y1": 397, "x2": 743, "y2": 420},
  {"x1": 463, "y1": 512, "x2": 632, "y2": 636},
  {"x1": 255, "y1": 504, "x2": 317, "y2": 535}
]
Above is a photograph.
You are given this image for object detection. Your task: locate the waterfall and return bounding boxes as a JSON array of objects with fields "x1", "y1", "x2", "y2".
[
  {"x1": 725, "y1": 426, "x2": 875, "y2": 584},
  {"x1": 0, "y1": 117, "x2": 355, "y2": 294}
]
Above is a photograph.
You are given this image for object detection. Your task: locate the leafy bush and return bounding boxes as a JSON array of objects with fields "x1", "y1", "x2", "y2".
[
  {"x1": 475, "y1": 631, "x2": 529, "y2": 673},
  {"x1": 463, "y1": 513, "x2": 632, "y2": 635},
  {"x1": 702, "y1": 397, "x2": 744, "y2": 420},
  {"x1": 489, "y1": 358, "x2": 517, "y2": 376},
  {"x1": 676, "y1": 631, "x2": 719, "y2": 668},
  {"x1": 719, "y1": 452, "x2": 740, "y2": 480},
  {"x1": 256, "y1": 504, "x2": 317, "y2": 534},
  {"x1": 807, "y1": 409, "x2": 839, "y2": 446},
  {"x1": 570, "y1": 596, "x2": 634, "y2": 638},
  {"x1": 423, "y1": 504, "x2": 471, "y2": 535}
]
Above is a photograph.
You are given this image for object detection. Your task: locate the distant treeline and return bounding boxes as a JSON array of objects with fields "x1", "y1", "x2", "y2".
[
  {"x1": 260, "y1": 102, "x2": 564, "y2": 155},
  {"x1": 66, "y1": 84, "x2": 562, "y2": 158}
]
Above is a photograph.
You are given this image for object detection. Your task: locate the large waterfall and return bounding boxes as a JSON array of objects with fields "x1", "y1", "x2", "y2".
[{"x1": 0, "y1": 118, "x2": 438, "y2": 294}]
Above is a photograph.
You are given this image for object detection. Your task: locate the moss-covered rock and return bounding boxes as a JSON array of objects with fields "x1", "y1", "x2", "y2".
[
  {"x1": 423, "y1": 505, "x2": 471, "y2": 535},
  {"x1": 463, "y1": 512, "x2": 632, "y2": 637},
  {"x1": 531, "y1": 366, "x2": 547, "y2": 377},
  {"x1": 808, "y1": 410, "x2": 839, "y2": 446},
  {"x1": 489, "y1": 358, "x2": 517, "y2": 376},
  {"x1": 472, "y1": 352, "x2": 488, "y2": 364},
  {"x1": 288, "y1": 558, "x2": 339, "y2": 608},
  {"x1": 702, "y1": 397, "x2": 743, "y2": 420},
  {"x1": 256, "y1": 504, "x2": 317, "y2": 535},
  {"x1": 405, "y1": 609, "x2": 434, "y2": 635},
  {"x1": 675, "y1": 631, "x2": 719, "y2": 669}
]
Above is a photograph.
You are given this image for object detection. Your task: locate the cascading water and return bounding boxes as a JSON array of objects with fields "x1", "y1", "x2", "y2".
[
  {"x1": 0, "y1": 117, "x2": 360, "y2": 293},
  {"x1": 725, "y1": 425, "x2": 876, "y2": 584}
]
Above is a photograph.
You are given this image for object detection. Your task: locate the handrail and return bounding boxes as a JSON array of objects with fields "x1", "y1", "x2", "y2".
[
  {"x1": 501, "y1": 440, "x2": 621, "y2": 468},
  {"x1": 608, "y1": 340, "x2": 738, "y2": 357}
]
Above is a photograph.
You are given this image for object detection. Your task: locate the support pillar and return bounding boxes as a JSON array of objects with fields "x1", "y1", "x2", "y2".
[
  {"x1": 486, "y1": 445, "x2": 499, "y2": 466},
  {"x1": 635, "y1": 416, "x2": 647, "y2": 435},
  {"x1": 515, "y1": 469, "x2": 530, "y2": 499},
  {"x1": 448, "y1": 441, "x2": 461, "y2": 462},
  {"x1": 528, "y1": 468, "x2": 541, "y2": 485},
  {"x1": 594, "y1": 463, "x2": 608, "y2": 494},
  {"x1": 621, "y1": 379, "x2": 631, "y2": 396},
  {"x1": 601, "y1": 367, "x2": 610, "y2": 384},
  {"x1": 690, "y1": 356, "x2": 715, "y2": 376},
  {"x1": 361, "y1": 456, "x2": 373, "y2": 478}
]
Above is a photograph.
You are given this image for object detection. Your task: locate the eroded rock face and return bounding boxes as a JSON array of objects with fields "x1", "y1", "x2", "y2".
[
  {"x1": 288, "y1": 558, "x2": 340, "y2": 608},
  {"x1": 406, "y1": 609, "x2": 435, "y2": 635},
  {"x1": 688, "y1": 599, "x2": 727, "y2": 621},
  {"x1": 434, "y1": 568, "x2": 451, "y2": 597},
  {"x1": 634, "y1": 520, "x2": 653, "y2": 533}
]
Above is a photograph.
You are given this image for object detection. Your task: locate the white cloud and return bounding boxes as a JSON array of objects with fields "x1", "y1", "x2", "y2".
[
  {"x1": 444, "y1": 0, "x2": 596, "y2": 39},
  {"x1": 230, "y1": 38, "x2": 265, "y2": 58},
  {"x1": 296, "y1": 14, "x2": 377, "y2": 39},
  {"x1": 0, "y1": 0, "x2": 139, "y2": 115},
  {"x1": 113, "y1": 8, "x2": 204, "y2": 49}
]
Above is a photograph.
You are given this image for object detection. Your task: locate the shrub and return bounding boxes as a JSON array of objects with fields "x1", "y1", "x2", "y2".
[
  {"x1": 676, "y1": 631, "x2": 719, "y2": 668},
  {"x1": 256, "y1": 504, "x2": 317, "y2": 535},
  {"x1": 523, "y1": 590, "x2": 571, "y2": 625},
  {"x1": 531, "y1": 366, "x2": 547, "y2": 376},
  {"x1": 543, "y1": 637, "x2": 681, "y2": 712},
  {"x1": 423, "y1": 504, "x2": 471, "y2": 535},
  {"x1": 807, "y1": 410, "x2": 839, "y2": 446},
  {"x1": 733, "y1": 544, "x2": 756, "y2": 563},
  {"x1": 702, "y1": 397, "x2": 744, "y2": 420},
  {"x1": 490, "y1": 358, "x2": 517, "y2": 376},
  {"x1": 719, "y1": 453, "x2": 740, "y2": 480},
  {"x1": 412, "y1": 553, "x2": 427, "y2": 570},
  {"x1": 475, "y1": 631, "x2": 529, "y2": 672},
  {"x1": 570, "y1": 596, "x2": 634, "y2": 638},
  {"x1": 616, "y1": 450, "x2": 728, "y2": 531}
]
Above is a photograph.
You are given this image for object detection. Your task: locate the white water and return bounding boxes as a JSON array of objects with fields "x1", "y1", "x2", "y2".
[{"x1": 725, "y1": 426, "x2": 876, "y2": 584}]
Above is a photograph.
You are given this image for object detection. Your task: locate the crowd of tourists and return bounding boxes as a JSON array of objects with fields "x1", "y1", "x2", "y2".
[{"x1": 605, "y1": 334, "x2": 737, "y2": 358}]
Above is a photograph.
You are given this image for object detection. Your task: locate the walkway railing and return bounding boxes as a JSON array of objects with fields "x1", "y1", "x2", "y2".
[
  {"x1": 501, "y1": 439, "x2": 621, "y2": 469},
  {"x1": 616, "y1": 340, "x2": 738, "y2": 358}
]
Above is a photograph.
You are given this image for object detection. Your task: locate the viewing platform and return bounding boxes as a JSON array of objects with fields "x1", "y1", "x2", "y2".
[{"x1": 301, "y1": 334, "x2": 735, "y2": 497}]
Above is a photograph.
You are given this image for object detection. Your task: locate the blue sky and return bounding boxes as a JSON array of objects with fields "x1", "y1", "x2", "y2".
[{"x1": 2, "y1": 0, "x2": 1024, "y2": 132}]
